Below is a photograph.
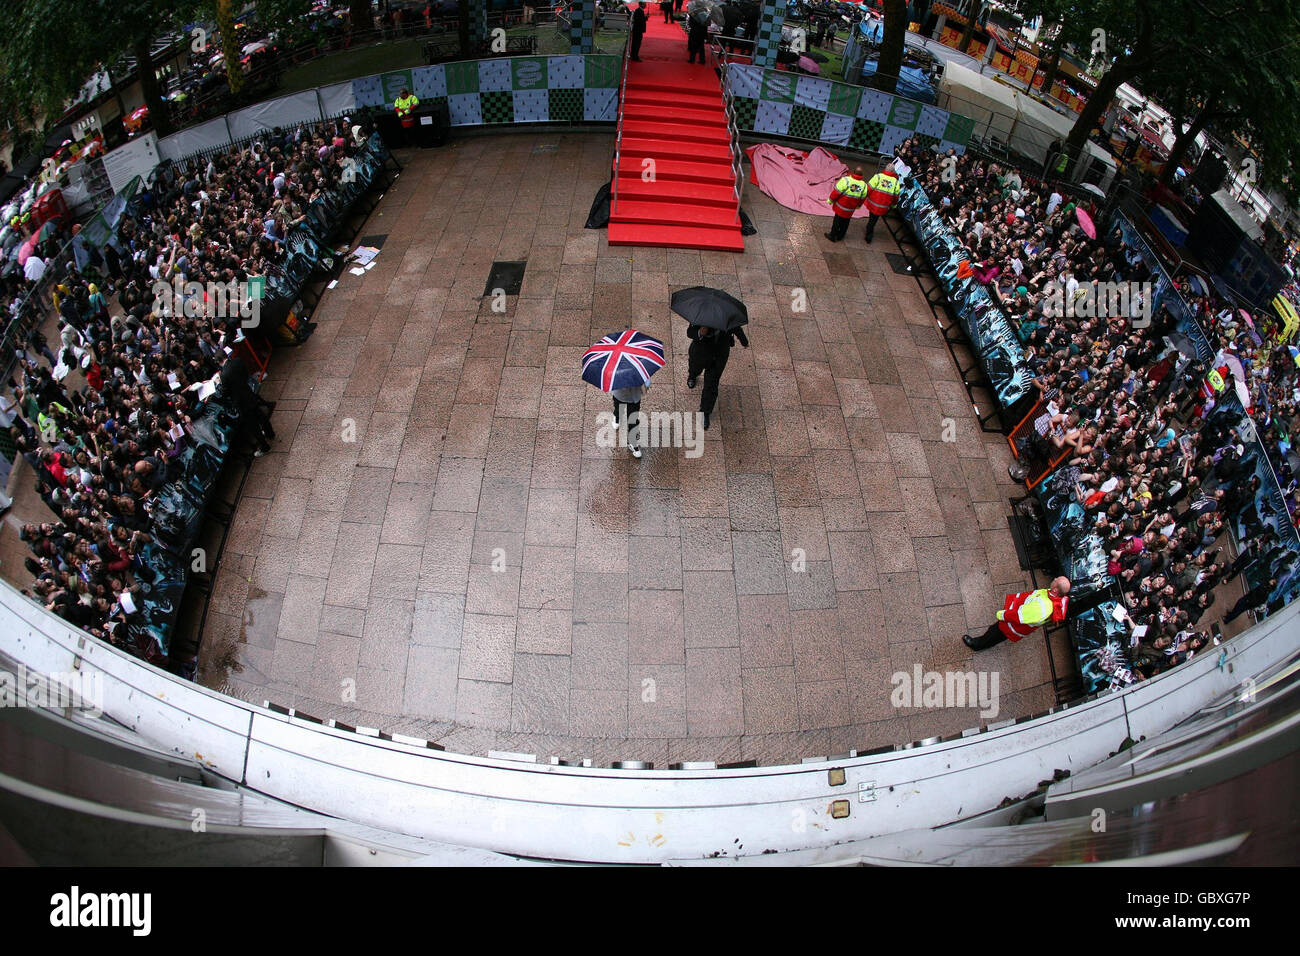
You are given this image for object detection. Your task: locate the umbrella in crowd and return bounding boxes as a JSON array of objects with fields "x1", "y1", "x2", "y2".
[
  {"x1": 1186, "y1": 274, "x2": 1210, "y2": 296},
  {"x1": 1075, "y1": 207, "x2": 1096, "y2": 239},
  {"x1": 797, "y1": 55, "x2": 821, "y2": 74},
  {"x1": 688, "y1": 0, "x2": 723, "y2": 27},
  {"x1": 581, "y1": 329, "x2": 667, "y2": 392},
  {"x1": 670, "y1": 286, "x2": 749, "y2": 332},
  {"x1": 1079, "y1": 183, "x2": 1106, "y2": 199},
  {"x1": 36, "y1": 221, "x2": 59, "y2": 242},
  {"x1": 16, "y1": 234, "x2": 39, "y2": 266},
  {"x1": 1166, "y1": 331, "x2": 1198, "y2": 358}
]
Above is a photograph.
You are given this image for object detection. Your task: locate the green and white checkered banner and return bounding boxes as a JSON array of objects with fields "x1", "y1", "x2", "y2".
[
  {"x1": 353, "y1": 55, "x2": 620, "y2": 125},
  {"x1": 725, "y1": 64, "x2": 975, "y2": 155}
]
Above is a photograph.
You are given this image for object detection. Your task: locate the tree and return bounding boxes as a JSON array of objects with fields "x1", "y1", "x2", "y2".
[
  {"x1": 350, "y1": 0, "x2": 374, "y2": 33},
  {"x1": 0, "y1": 0, "x2": 205, "y2": 140},
  {"x1": 1053, "y1": 0, "x2": 1187, "y2": 175},
  {"x1": 957, "y1": 0, "x2": 985, "y2": 55},
  {"x1": 1144, "y1": 0, "x2": 1300, "y2": 202},
  {"x1": 1019, "y1": 0, "x2": 1081, "y2": 97},
  {"x1": 873, "y1": 0, "x2": 910, "y2": 94},
  {"x1": 215, "y1": 0, "x2": 243, "y2": 96}
]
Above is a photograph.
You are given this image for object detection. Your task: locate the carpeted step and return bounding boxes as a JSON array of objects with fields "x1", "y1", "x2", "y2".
[
  {"x1": 608, "y1": 220, "x2": 745, "y2": 252},
  {"x1": 624, "y1": 78, "x2": 721, "y2": 97},
  {"x1": 613, "y1": 175, "x2": 738, "y2": 207},
  {"x1": 618, "y1": 136, "x2": 734, "y2": 164},
  {"x1": 620, "y1": 101, "x2": 729, "y2": 128},
  {"x1": 622, "y1": 88, "x2": 723, "y2": 107},
  {"x1": 614, "y1": 155, "x2": 735, "y2": 185},
  {"x1": 619, "y1": 119, "x2": 731, "y2": 144},
  {"x1": 610, "y1": 199, "x2": 742, "y2": 228}
]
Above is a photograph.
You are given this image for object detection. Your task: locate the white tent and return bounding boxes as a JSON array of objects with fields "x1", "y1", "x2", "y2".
[
  {"x1": 938, "y1": 62, "x2": 1018, "y2": 150},
  {"x1": 940, "y1": 62, "x2": 1085, "y2": 167}
]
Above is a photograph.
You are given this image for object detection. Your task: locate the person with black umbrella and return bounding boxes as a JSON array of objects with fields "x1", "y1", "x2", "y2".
[
  {"x1": 672, "y1": 286, "x2": 750, "y2": 430},
  {"x1": 687, "y1": 3, "x2": 709, "y2": 63},
  {"x1": 687, "y1": 325, "x2": 747, "y2": 430}
]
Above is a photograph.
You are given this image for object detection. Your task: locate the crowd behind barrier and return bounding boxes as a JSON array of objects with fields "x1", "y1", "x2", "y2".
[
  {"x1": 1108, "y1": 213, "x2": 1300, "y2": 612},
  {"x1": 894, "y1": 177, "x2": 1033, "y2": 411},
  {"x1": 888, "y1": 136, "x2": 1300, "y2": 691},
  {"x1": 2, "y1": 118, "x2": 394, "y2": 675}
]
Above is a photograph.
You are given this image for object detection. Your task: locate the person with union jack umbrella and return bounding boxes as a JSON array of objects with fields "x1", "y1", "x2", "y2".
[{"x1": 582, "y1": 329, "x2": 666, "y2": 459}]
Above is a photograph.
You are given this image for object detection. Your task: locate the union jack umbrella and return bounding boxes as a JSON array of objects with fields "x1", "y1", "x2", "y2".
[{"x1": 581, "y1": 329, "x2": 666, "y2": 392}]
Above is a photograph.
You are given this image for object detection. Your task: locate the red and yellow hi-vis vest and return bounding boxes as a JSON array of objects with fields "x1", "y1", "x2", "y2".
[{"x1": 996, "y1": 588, "x2": 1068, "y2": 642}]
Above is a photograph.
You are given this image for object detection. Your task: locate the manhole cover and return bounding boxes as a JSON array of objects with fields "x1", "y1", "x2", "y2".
[
  {"x1": 885, "y1": 253, "x2": 915, "y2": 275},
  {"x1": 531, "y1": 144, "x2": 559, "y2": 154},
  {"x1": 356, "y1": 234, "x2": 388, "y2": 248},
  {"x1": 484, "y1": 260, "x2": 527, "y2": 296}
]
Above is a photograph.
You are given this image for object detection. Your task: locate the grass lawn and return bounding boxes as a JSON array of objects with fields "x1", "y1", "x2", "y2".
[{"x1": 277, "y1": 39, "x2": 428, "y2": 94}]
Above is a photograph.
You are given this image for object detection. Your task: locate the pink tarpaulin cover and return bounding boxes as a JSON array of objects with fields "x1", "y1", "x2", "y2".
[{"x1": 744, "y1": 143, "x2": 872, "y2": 218}]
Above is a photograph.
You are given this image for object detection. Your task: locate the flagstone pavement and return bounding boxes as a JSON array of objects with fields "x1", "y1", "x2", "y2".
[{"x1": 18, "y1": 131, "x2": 1063, "y2": 767}]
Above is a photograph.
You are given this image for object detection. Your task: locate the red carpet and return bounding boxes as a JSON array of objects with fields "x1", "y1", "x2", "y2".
[{"x1": 607, "y1": 14, "x2": 746, "y2": 253}]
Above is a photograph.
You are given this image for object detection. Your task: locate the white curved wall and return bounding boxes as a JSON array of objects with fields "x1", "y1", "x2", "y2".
[{"x1": 2, "y1": 579, "x2": 1293, "y2": 863}]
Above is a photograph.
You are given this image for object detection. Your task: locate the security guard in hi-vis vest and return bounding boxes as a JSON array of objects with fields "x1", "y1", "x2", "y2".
[
  {"x1": 394, "y1": 88, "x2": 420, "y2": 129},
  {"x1": 964, "y1": 576, "x2": 1070, "y2": 650},
  {"x1": 825, "y1": 166, "x2": 868, "y2": 243},
  {"x1": 862, "y1": 161, "x2": 901, "y2": 243}
]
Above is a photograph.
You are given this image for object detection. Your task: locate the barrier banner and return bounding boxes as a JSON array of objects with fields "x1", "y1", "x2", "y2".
[
  {"x1": 317, "y1": 80, "x2": 357, "y2": 119},
  {"x1": 1152, "y1": 272, "x2": 1214, "y2": 362},
  {"x1": 1207, "y1": 393, "x2": 1300, "y2": 610},
  {"x1": 895, "y1": 178, "x2": 1032, "y2": 409},
  {"x1": 1035, "y1": 469, "x2": 1115, "y2": 602},
  {"x1": 1113, "y1": 212, "x2": 1214, "y2": 361},
  {"x1": 227, "y1": 90, "x2": 324, "y2": 141},
  {"x1": 726, "y1": 63, "x2": 974, "y2": 155},
  {"x1": 1073, "y1": 602, "x2": 1135, "y2": 694},
  {"x1": 351, "y1": 55, "x2": 620, "y2": 126},
  {"x1": 156, "y1": 116, "x2": 233, "y2": 165}
]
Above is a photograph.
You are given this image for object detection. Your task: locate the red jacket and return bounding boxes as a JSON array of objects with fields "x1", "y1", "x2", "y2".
[
  {"x1": 864, "y1": 169, "x2": 900, "y2": 216},
  {"x1": 829, "y1": 175, "x2": 868, "y2": 217},
  {"x1": 998, "y1": 588, "x2": 1069, "y2": 642}
]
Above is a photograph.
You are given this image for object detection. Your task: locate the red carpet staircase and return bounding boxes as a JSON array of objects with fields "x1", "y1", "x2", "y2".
[{"x1": 608, "y1": 17, "x2": 745, "y2": 252}]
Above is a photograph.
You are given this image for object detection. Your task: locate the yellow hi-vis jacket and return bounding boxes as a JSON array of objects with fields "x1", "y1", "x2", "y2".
[{"x1": 395, "y1": 94, "x2": 420, "y2": 122}]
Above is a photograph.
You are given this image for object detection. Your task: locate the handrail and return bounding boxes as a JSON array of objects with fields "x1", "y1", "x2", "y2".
[
  {"x1": 708, "y1": 38, "x2": 745, "y2": 228},
  {"x1": 611, "y1": 27, "x2": 632, "y2": 217}
]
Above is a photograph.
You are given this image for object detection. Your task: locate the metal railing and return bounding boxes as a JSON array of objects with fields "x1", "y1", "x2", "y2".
[
  {"x1": 610, "y1": 29, "x2": 633, "y2": 217},
  {"x1": 708, "y1": 38, "x2": 745, "y2": 228}
]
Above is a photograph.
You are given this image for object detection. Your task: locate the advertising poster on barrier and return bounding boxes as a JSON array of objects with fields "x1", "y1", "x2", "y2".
[{"x1": 895, "y1": 179, "x2": 1033, "y2": 410}]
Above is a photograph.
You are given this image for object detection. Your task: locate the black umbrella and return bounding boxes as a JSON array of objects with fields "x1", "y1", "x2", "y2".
[{"x1": 670, "y1": 286, "x2": 749, "y2": 331}]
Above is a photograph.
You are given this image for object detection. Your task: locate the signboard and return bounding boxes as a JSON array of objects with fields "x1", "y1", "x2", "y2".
[{"x1": 101, "y1": 133, "x2": 160, "y2": 194}]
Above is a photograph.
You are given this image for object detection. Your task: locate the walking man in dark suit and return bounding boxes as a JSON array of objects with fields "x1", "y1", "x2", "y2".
[
  {"x1": 630, "y1": 2, "x2": 648, "y2": 60},
  {"x1": 687, "y1": 324, "x2": 748, "y2": 430}
]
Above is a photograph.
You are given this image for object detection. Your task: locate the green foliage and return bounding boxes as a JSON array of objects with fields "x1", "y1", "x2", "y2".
[{"x1": 0, "y1": 0, "x2": 203, "y2": 132}]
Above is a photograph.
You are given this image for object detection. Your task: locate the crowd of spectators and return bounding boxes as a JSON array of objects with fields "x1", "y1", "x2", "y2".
[
  {"x1": 2, "y1": 118, "x2": 365, "y2": 660},
  {"x1": 1172, "y1": 275, "x2": 1300, "y2": 507},
  {"x1": 896, "y1": 137, "x2": 1298, "y2": 681}
]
